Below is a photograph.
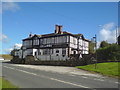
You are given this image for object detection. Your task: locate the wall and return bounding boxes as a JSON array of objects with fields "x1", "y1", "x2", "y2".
[
  {"x1": 37, "y1": 48, "x2": 68, "y2": 61},
  {"x1": 69, "y1": 36, "x2": 77, "y2": 49}
]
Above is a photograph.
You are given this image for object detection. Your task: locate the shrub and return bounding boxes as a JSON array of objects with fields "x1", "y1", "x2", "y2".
[
  {"x1": 97, "y1": 44, "x2": 120, "y2": 62},
  {"x1": 25, "y1": 55, "x2": 35, "y2": 64}
]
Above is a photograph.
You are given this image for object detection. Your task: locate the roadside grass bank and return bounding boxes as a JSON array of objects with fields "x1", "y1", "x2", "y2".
[
  {"x1": 0, "y1": 54, "x2": 13, "y2": 60},
  {"x1": 0, "y1": 77, "x2": 18, "y2": 89},
  {"x1": 76, "y1": 62, "x2": 120, "y2": 78}
]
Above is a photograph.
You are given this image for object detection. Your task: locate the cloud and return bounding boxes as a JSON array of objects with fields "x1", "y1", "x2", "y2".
[
  {"x1": 1, "y1": 2, "x2": 20, "y2": 13},
  {"x1": 99, "y1": 22, "x2": 116, "y2": 43},
  {"x1": 14, "y1": 43, "x2": 22, "y2": 49},
  {"x1": 3, "y1": 43, "x2": 22, "y2": 54},
  {"x1": 0, "y1": 33, "x2": 9, "y2": 43},
  {"x1": 102, "y1": 22, "x2": 115, "y2": 30}
]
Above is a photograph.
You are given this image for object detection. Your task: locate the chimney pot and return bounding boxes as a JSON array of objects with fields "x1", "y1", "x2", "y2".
[
  {"x1": 29, "y1": 32, "x2": 33, "y2": 37},
  {"x1": 58, "y1": 25, "x2": 63, "y2": 34},
  {"x1": 55, "y1": 24, "x2": 59, "y2": 34}
]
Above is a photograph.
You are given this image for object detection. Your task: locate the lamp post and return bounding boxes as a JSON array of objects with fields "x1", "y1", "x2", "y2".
[
  {"x1": 115, "y1": 26, "x2": 118, "y2": 44},
  {"x1": 93, "y1": 34, "x2": 97, "y2": 69}
]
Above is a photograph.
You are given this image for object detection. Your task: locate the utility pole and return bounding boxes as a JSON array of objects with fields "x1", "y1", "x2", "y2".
[
  {"x1": 116, "y1": 26, "x2": 118, "y2": 44},
  {"x1": 93, "y1": 34, "x2": 97, "y2": 69}
]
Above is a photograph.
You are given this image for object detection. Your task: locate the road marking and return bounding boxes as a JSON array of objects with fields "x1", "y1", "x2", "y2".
[
  {"x1": 82, "y1": 76, "x2": 88, "y2": 78},
  {"x1": 50, "y1": 77, "x2": 89, "y2": 88},
  {"x1": 3, "y1": 66, "x2": 15, "y2": 70},
  {"x1": 115, "y1": 82, "x2": 120, "y2": 84},
  {"x1": 3, "y1": 65, "x2": 96, "y2": 89},
  {"x1": 17, "y1": 69, "x2": 37, "y2": 76},
  {"x1": 94, "y1": 78, "x2": 104, "y2": 81},
  {"x1": 68, "y1": 74, "x2": 75, "y2": 76},
  {"x1": 3, "y1": 66, "x2": 38, "y2": 76}
]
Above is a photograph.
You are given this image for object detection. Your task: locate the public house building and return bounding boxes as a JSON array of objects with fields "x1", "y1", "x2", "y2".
[{"x1": 15, "y1": 24, "x2": 90, "y2": 61}]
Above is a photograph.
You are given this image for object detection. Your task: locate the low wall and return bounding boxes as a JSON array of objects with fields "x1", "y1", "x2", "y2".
[
  {"x1": 11, "y1": 55, "x2": 88, "y2": 66},
  {"x1": 11, "y1": 56, "x2": 23, "y2": 64}
]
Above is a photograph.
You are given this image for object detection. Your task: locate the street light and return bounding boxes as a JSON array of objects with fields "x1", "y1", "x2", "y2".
[
  {"x1": 115, "y1": 26, "x2": 118, "y2": 44},
  {"x1": 93, "y1": 34, "x2": 97, "y2": 69}
]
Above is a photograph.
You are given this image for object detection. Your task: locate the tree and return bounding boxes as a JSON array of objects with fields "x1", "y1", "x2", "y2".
[
  {"x1": 89, "y1": 41, "x2": 95, "y2": 54},
  {"x1": 99, "y1": 41, "x2": 110, "y2": 48},
  {"x1": 10, "y1": 49, "x2": 15, "y2": 56},
  {"x1": 118, "y1": 35, "x2": 120, "y2": 45},
  {"x1": 97, "y1": 44, "x2": 120, "y2": 62}
]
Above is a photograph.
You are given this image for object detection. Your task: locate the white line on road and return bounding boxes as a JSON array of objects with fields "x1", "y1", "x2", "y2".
[
  {"x1": 3, "y1": 65, "x2": 93, "y2": 89},
  {"x1": 17, "y1": 69, "x2": 37, "y2": 76},
  {"x1": 82, "y1": 76, "x2": 88, "y2": 78},
  {"x1": 50, "y1": 77, "x2": 90, "y2": 88},
  {"x1": 4, "y1": 66, "x2": 38, "y2": 76},
  {"x1": 115, "y1": 82, "x2": 120, "y2": 84},
  {"x1": 3, "y1": 66, "x2": 15, "y2": 70},
  {"x1": 68, "y1": 74, "x2": 75, "y2": 76},
  {"x1": 94, "y1": 78, "x2": 104, "y2": 81}
]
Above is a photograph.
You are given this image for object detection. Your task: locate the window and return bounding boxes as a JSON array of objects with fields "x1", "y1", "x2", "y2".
[
  {"x1": 56, "y1": 50, "x2": 59, "y2": 53},
  {"x1": 33, "y1": 38, "x2": 39, "y2": 45},
  {"x1": 51, "y1": 49, "x2": 53, "y2": 54},
  {"x1": 43, "y1": 49, "x2": 51, "y2": 55},
  {"x1": 73, "y1": 38, "x2": 76, "y2": 44},
  {"x1": 38, "y1": 50, "x2": 41, "y2": 55},
  {"x1": 43, "y1": 49, "x2": 47, "y2": 55},
  {"x1": 62, "y1": 48, "x2": 66, "y2": 55}
]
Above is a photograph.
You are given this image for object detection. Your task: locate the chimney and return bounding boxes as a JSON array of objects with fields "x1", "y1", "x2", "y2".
[
  {"x1": 55, "y1": 24, "x2": 59, "y2": 34},
  {"x1": 29, "y1": 32, "x2": 33, "y2": 37},
  {"x1": 58, "y1": 25, "x2": 63, "y2": 34}
]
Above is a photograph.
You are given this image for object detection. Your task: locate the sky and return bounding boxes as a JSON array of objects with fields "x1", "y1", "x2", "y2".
[{"x1": 0, "y1": 2, "x2": 119, "y2": 54}]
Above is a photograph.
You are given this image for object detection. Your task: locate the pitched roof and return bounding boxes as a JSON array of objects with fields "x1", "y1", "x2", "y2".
[{"x1": 22, "y1": 31, "x2": 89, "y2": 41}]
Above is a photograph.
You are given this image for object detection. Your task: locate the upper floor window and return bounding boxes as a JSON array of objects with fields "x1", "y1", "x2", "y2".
[
  {"x1": 33, "y1": 38, "x2": 39, "y2": 45},
  {"x1": 23, "y1": 40, "x2": 32, "y2": 46}
]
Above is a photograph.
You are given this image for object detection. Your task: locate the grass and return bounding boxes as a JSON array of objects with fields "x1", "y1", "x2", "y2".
[
  {"x1": 0, "y1": 54, "x2": 13, "y2": 60},
  {"x1": 0, "y1": 77, "x2": 18, "y2": 89},
  {"x1": 76, "y1": 62, "x2": 120, "y2": 78}
]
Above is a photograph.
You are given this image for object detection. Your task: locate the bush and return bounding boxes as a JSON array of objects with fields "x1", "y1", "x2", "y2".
[
  {"x1": 97, "y1": 44, "x2": 120, "y2": 62},
  {"x1": 11, "y1": 56, "x2": 22, "y2": 64},
  {"x1": 25, "y1": 55, "x2": 35, "y2": 64}
]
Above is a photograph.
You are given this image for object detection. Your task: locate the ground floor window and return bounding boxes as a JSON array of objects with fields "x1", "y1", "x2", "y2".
[
  {"x1": 43, "y1": 49, "x2": 53, "y2": 55},
  {"x1": 56, "y1": 50, "x2": 59, "y2": 53},
  {"x1": 62, "y1": 48, "x2": 66, "y2": 55},
  {"x1": 38, "y1": 49, "x2": 41, "y2": 55}
]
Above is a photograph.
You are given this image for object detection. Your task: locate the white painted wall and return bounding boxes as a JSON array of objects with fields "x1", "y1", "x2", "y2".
[
  {"x1": 20, "y1": 34, "x2": 89, "y2": 60},
  {"x1": 37, "y1": 48, "x2": 68, "y2": 61},
  {"x1": 18, "y1": 50, "x2": 22, "y2": 58}
]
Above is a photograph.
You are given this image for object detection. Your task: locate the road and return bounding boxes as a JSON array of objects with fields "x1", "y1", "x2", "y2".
[{"x1": 1, "y1": 61, "x2": 119, "y2": 89}]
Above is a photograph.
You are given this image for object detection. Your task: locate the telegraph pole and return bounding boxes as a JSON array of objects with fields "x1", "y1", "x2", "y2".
[
  {"x1": 93, "y1": 34, "x2": 97, "y2": 69},
  {"x1": 116, "y1": 26, "x2": 118, "y2": 44}
]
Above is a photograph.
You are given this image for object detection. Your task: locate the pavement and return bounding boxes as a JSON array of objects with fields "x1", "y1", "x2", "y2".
[{"x1": 1, "y1": 60, "x2": 120, "y2": 89}]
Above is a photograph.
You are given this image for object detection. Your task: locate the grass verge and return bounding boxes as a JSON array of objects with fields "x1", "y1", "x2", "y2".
[
  {"x1": 76, "y1": 62, "x2": 120, "y2": 78},
  {"x1": 0, "y1": 77, "x2": 18, "y2": 89},
  {"x1": 0, "y1": 54, "x2": 13, "y2": 60}
]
